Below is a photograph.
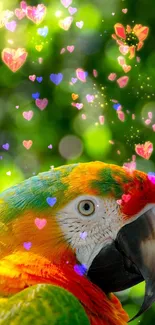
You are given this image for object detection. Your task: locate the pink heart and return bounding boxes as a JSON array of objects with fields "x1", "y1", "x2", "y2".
[
  {"x1": 23, "y1": 110, "x2": 33, "y2": 121},
  {"x1": 148, "y1": 112, "x2": 152, "y2": 119},
  {"x1": 61, "y1": 0, "x2": 72, "y2": 8},
  {"x1": 86, "y1": 94, "x2": 94, "y2": 103},
  {"x1": 117, "y1": 56, "x2": 126, "y2": 66},
  {"x1": 76, "y1": 21, "x2": 84, "y2": 29},
  {"x1": 117, "y1": 76, "x2": 129, "y2": 88},
  {"x1": 119, "y1": 45, "x2": 129, "y2": 55},
  {"x1": 76, "y1": 68, "x2": 87, "y2": 82},
  {"x1": 15, "y1": 8, "x2": 26, "y2": 20},
  {"x1": 75, "y1": 103, "x2": 83, "y2": 110},
  {"x1": 26, "y1": 4, "x2": 46, "y2": 25},
  {"x1": 5, "y1": 20, "x2": 17, "y2": 32},
  {"x1": 35, "y1": 98, "x2": 48, "y2": 110},
  {"x1": 29, "y1": 74, "x2": 36, "y2": 81},
  {"x1": 122, "y1": 8, "x2": 128, "y2": 14},
  {"x1": 35, "y1": 218, "x2": 47, "y2": 230},
  {"x1": 135, "y1": 141, "x2": 153, "y2": 160},
  {"x1": 145, "y1": 119, "x2": 151, "y2": 125},
  {"x1": 23, "y1": 140, "x2": 33, "y2": 149},
  {"x1": 20, "y1": 1, "x2": 27, "y2": 11},
  {"x1": 99, "y1": 115, "x2": 104, "y2": 125},
  {"x1": 67, "y1": 45, "x2": 74, "y2": 53},
  {"x1": 60, "y1": 48, "x2": 66, "y2": 54},
  {"x1": 108, "y1": 73, "x2": 117, "y2": 81},
  {"x1": 122, "y1": 194, "x2": 131, "y2": 203},
  {"x1": 117, "y1": 110, "x2": 125, "y2": 121},
  {"x1": 68, "y1": 6, "x2": 77, "y2": 15}
]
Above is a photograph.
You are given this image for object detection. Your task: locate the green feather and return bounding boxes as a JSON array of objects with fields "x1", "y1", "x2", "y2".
[{"x1": 0, "y1": 284, "x2": 90, "y2": 325}]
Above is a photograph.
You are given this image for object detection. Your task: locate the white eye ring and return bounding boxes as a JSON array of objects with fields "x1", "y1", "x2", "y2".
[{"x1": 78, "y1": 200, "x2": 95, "y2": 216}]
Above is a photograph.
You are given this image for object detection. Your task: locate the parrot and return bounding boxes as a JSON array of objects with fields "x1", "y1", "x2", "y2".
[{"x1": 0, "y1": 161, "x2": 155, "y2": 325}]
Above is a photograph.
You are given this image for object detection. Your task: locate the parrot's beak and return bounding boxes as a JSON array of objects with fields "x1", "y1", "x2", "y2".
[{"x1": 87, "y1": 206, "x2": 155, "y2": 320}]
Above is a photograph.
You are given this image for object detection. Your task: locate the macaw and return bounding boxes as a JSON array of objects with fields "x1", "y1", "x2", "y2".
[{"x1": 0, "y1": 161, "x2": 155, "y2": 325}]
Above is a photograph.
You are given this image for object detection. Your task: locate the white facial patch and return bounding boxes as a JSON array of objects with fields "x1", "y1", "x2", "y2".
[{"x1": 56, "y1": 195, "x2": 124, "y2": 269}]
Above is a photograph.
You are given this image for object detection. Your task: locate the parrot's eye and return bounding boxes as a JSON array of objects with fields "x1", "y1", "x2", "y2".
[{"x1": 78, "y1": 200, "x2": 95, "y2": 216}]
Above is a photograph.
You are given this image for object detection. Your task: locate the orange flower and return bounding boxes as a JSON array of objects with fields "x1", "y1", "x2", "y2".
[{"x1": 112, "y1": 23, "x2": 149, "y2": 59}]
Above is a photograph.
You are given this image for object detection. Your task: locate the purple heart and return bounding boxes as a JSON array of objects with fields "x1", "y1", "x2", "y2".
[
  {"x1": 36, "y1": 77, "x2": 43, "y2": 83},
  {"x1": 148, "y1": 172, "x2": 155, "y2": 184},
  {"x1": 46, "y1": 197, "x2": 57, "y2": 207},
  {"x1": 74, "y1": 264, "x2": 87, "y2": 276},
  {"x1": 80, "y1": 231, "x2": 87, "y2": 239},
  {"x1": 23, "y1": 242, "x2": 32, "y2": 250},
  {"x1": 2, "y1": 143, "x2": 9, "y2": 150},
  {"x1": 48, "y1": 144, "x2": 53, "y2": 149},
  {"x1": 68, "y1": 6, "x2": 77, "y2": 15},
  {"x1": 71, "y1": 77, "x2": 77, "y2": 84},
  {"x1": 50, "y1": 73, "x2": 63, "y2": 85},
  {"x1": 5, "y1": 20, "x2": 17, "y2": 32},
  {"x1": 32, "y1": 92, "x2": 40, "y2": 99}
]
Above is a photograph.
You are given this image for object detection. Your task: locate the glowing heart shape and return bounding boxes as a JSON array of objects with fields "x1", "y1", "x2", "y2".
[
  {"x1": 117, "y1": 110, "x2": 125, "y2": 121},
  {"x1": 2, "y1": 48, "x2": 28, "y2": 72},
  {"x1": 122, "y1": 194, "x2": 131, "y2": 203},
  {"x1": 29, "y1": 74, "x2": 36, "y2": 81},
  {"x1": 26, "y1": 4, "x2": 46, "y2": 25},
  {"x1": 117, "y1": 56, "x2": 126, "y2": 66},
  {"x1": 35, "y1": 98, "x2": 48, "y2": 110},
  {"x1": 76, "y1": 21, "x2": 84, "y2": 29},
  {"x1": 67, "y1": 45, "x2": 74, "y2": 53},
  {"x1": 122, "y1": 8, "x2": 128, "y2": 14},
  {"x1": 72, "y1": 93, "x2": 78, "y2": 100},
  {"x1": 108, "y1": 73, "x2": 117, "y2": 81},
  {"x1": 5, "y1": 20, "x2": 17, "y2": 32},
  {"x1": 23, "y1": 110, "x2": 33, "y2": 121},
  {"x1": 20, "y1": 1, "x2": 27, "y2": 12},
  {"x1": 119, "y1": 45, "x2": 129, "y2": 55},
  {"x1": 35, "y1": 218, "x2": 47, "y2": 230},
  {"x1": 76, "y1": 68, "x2": 87, "y2": 82},
  {"x1": 61, "y1": 0, "x2": 72, "y2": 8},
  {"x1": 23, "y1": 242, "x2": 32, "y2": 250},
  {"x1": 35, "y1": 45, "x2": 43, "y2": 52},
  {"x1": 59, "y1": 16, "x2": 73, "y2": 31},
  {"x1": 122, "y1": 64, "x2": 131, "y2": 73},
  {"x1": 117, "y1": 76, "x2": 129, "y2": 88},
  {"x1": 135, "y1": 141, "x2": 153, "y2": 160},
  {"x1": 15, "y1": 8, "x2": 26, "y2": 20},
  {"x1": 23, "y1": 140, "x2": 33, "y2": 149}
]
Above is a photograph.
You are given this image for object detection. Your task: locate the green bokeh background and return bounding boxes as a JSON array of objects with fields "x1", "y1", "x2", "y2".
[{"x1": 0, "y1": 0, "x2": 155, "y2": 323}]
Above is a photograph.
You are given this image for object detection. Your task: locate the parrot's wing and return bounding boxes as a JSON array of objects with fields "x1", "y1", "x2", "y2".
[{"x1": 0, "y1": 284, "x2": 90, "y2": 325}]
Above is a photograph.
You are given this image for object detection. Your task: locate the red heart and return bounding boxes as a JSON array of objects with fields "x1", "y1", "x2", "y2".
[
  {"x1": 26, "y1": 4, "x2": 46, "y2": 25},
  {"x1": 2, "y1": 48, "x2": 28, "y2": 72},
  {"x1": 135, "y1": 141, "x2": 153, "y2": 160}
]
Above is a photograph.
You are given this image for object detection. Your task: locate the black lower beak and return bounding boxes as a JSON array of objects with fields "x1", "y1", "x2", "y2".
[{"x1": 87, "y1": 206, "x2": 155, "y2": 321}]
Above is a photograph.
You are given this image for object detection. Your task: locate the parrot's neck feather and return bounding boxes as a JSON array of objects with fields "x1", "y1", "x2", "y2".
[{"x1": 0, "y1": 251, "x2": 128, "y2": 325}]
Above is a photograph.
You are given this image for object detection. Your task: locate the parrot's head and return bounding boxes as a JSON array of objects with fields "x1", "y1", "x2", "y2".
[{"x1": 1, "y1": 161, "x2": 155, "y2": 320}]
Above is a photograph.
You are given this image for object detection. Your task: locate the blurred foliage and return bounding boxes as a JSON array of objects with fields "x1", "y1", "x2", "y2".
[{"x1": 0, "y1": 0, "x2": 155, "y2": 323}]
